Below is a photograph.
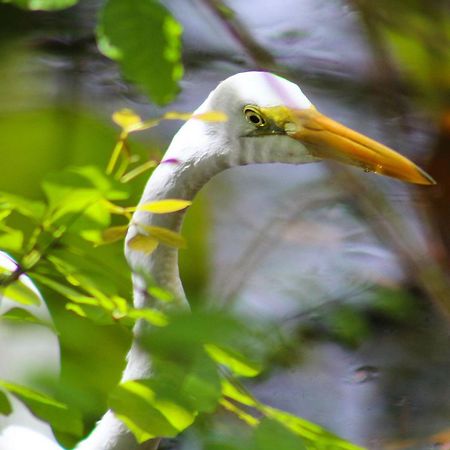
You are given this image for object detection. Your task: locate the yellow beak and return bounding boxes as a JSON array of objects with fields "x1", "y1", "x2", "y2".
[{"x1": 284, "y1": 107, "x2": 435, "y2": 185}]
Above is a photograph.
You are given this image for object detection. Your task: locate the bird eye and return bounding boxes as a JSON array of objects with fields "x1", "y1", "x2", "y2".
[{"x1": 243, "y1": 106, "x2": 266, "y2": 127}]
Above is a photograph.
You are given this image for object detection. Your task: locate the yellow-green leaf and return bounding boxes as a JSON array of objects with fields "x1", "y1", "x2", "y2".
[
  {"x1": 205, "y1": 344, "x2": 262, "y2": 377},
  {"x1": 112, "y1": 108, "x2": 142, "y2": 131},
  {"x1": 221, "y1": 379, "x2": 257, "y2": 407},
  {"x1": 220, "y1": 398, "x2": 259, "y2": 427},
  {"x1": 163, "y1": 111, "x2": 193, "y2": 121},
  {"x1": 194, "y1": 111, "x2": 228, "y2": 122},
  {"x1": 101, "y1": 225, "x2": 129, "y2": 243},
  {"x1": 128, "y1": 308, "x2": 168, "y2": 327},
  {"x1": 136, "y1": 199, "x2": 191, "y2": 214},
  {"x1": 140, "y1": 225, "x2": 186, "y2": 248},
  {"x1": 163, "y1": 111, "x2": 228, "y2": 122},
  {"x1": 128, "y1": 234, "x2": 159, "y2": 253},
  {"x1": 109, "y1": 380, "x2": 194, "y2": 441},
  {"x1": 0, "y1": 280, "x2": 41, "y2": 306}
]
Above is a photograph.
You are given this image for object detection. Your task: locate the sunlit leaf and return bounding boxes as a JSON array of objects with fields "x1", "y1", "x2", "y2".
[
  {"x1": 101, "y1": 225, "x2": 129, "y2": 244},
  {"x1": 205, "y1": 345, "x2": 262, "y2": 377},
  {"x1": 97, "y1": 0, "x2": 183, "y2": 105},
  {"x1": 0, "y1": 279, "x2": 41, "y2": 306},
  {"x1": 127, "y1": 308, "x2": 168, "y2": 327},
  {"x1": 120, "y1": 160, "x2": 158, "y2": 183},
  {"x1": 139, "y1": 225, "x2": 186, "y2": 249},
  {"x1": 163, "y1": 111, "x2": 228, "y2": 122},
  {"x1": 128, "y1": 234, "x2": 159, "y2": 254},
  {"x1": 109, "y1": 380, "x2": 189, "y2": 441},
  {"x1": 0, "y1": 0, "x2": 78, "y2": 11},
  {"x1": 136, "y1": 199, "x2": 192, "y2": 214},
  {"x1": 66, "y1": 302, "x2": 115, "y2": 325},
  {"x1": 221, "y1": 379, "x2": 257, "y2": 407},
  {"x1": 0, "y1": 209, "x2": 12, "y2": 222},
  {"x1": 112, "y1": 108, "x2": 142, "y2": 131},
  {"x1": 0, "y1": 390, "x2": 12, "y2": 416},
  {"x1": 46, "y1": 251, "x2": 119, "y2": 297},
  {"x1": 163, "y1": 112, "x2": 193, "y2": 121},
  {"x1": 32, "y1": 273, "x2": 84, "y2": 301},
  {"x1": 0, "y1": 380, "x2": 83, "y2": 436},
  {"x1": 0, "y1": 229, "x2": 24, "y2": 252},
  {"x1": 261, "y1": 406, "x2": 364, "y2": 450},
  {"x1": 220, "y1": 398, "x2": 259, "y2": 427},
  {"x1": 148, "y1": 285, "x2": 174, "y2": 303},
  {"x1": 194, "y1": 111, "x2": 228, "y2": 122}
]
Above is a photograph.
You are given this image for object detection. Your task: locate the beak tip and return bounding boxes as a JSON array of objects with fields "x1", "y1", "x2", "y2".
[{"x1": 415, "y1": 167, "x2": 436, "y2": 186}]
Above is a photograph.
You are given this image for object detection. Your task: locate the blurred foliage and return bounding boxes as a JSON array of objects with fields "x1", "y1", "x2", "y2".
[
  {"x1": 97, "y1": 0, "x2": 183, "y2": 105},
  {"x1": 354, "y1": 0, "x2": 450, "y2": 111},
  {"x1": 0, "y1": 0, "x2": 78, "y2": 10}
]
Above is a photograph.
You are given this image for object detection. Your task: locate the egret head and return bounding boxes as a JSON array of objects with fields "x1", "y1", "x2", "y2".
[{"x1": 196, "y1": 71, "x2": 434, "y2": 185}]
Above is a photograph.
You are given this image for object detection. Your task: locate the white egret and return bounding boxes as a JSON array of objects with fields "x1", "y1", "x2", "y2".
[{"x1": 0, "y1": 71, "x2": 434, "y2": 450}]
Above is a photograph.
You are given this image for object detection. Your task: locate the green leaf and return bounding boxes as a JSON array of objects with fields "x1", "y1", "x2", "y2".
[
  {"x1": 0, "y1": 279, "x2": 41, "y2": 306},
  {"x1": 127, "y1": 308, "x2": 168, "y2": 327},
  {"x1": 0, "y1": 390, "x2": 12, "y2": 416},
  {"x1": 46, "y1": 250, "x2": 120, "y2": 297},
  {"x1": 0, "y1": 209, "x2": 12, "y2": 222},
  {"x1": 0, "y1": 229, "x2": 24, "y2": 252},
  {"x1": 109, "y1": 380, "x2": 189, "y2": 441},
  {"x1": 31, "y1": 273, "x2": 85, "y2": 301},
  {"x1": 110, "y1": 349, "x2": 221, "y2": 443},
  {"x1": 0, "y1": 380, "x2": 83, "y2": 436},
  {"x1": 147, "y1": 285, "x2": 174, "y2": 303},
  {"x1": 179, "y1": 353, "x2": 221, "y2": 413},
  {"x1": 66, "y1": 302, "x2": 115, "y2": 325},
  {"x1": 0, "y1": 0, "x2": 78, "y2": 11},
  {"x1": 42, "y1": 167, "x2": 127, "y2": 231},
  {"x1": 206, "y1": 345, "x2": 262, "y2": 378},
  {"x1": 253, "y1": 419, "x2": 307, "y2": 450},
  {"x1": 1, "y1": 307, "x2": 49, "y2": 327},
  {"x1": 97, "y1": 0, "x2": 183, "y2": 105},
  {"x1": 142, "y1": 311, "x2": 265, "y2": 369},
  {"x1": 0, "y1": 192, "x2": 46, "y2": 220}
]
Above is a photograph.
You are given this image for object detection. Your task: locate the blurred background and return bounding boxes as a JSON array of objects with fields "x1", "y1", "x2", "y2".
[{"x1": 0, "y1": 0, "x2": 449, "y2": 449}]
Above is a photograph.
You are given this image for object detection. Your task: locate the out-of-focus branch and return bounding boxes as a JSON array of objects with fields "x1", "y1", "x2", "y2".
[
  {"x1": 427, "y1": 113, "x2": 450, "y2": 269},
  {"x1": 201, "y1": 0, "x2": 277, "y2": 71}
]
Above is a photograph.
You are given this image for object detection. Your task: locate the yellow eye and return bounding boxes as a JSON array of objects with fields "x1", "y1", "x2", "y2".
[{"x1": 243, "y1": 106, "x2": 266, "y2": 127}]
